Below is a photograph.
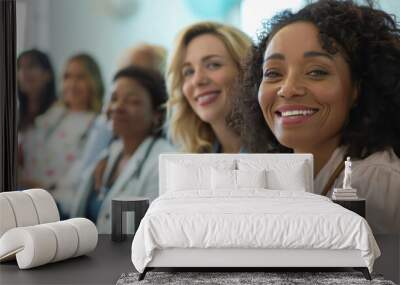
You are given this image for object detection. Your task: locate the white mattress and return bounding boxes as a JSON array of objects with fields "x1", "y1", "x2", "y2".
[{"x1": 131, "y1": 190, "x2": 380, "y2": 273}]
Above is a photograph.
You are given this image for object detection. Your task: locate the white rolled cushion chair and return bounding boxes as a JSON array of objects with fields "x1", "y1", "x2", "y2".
[
  {"x1": 0, "y1": 218, "x2": 98, "y2": 269},
  {"x1": 0, "y1": 189, "x2": 98, "y2": 269},
  {"x1": 0, "y1": 189, "x2": 60, "y2": 237}
]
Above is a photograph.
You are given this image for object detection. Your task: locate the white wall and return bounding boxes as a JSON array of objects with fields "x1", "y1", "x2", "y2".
[
  {"x1": 42, "y1": 0, "x2": 240, "y2": 98},
  {"x1": 379, "y1": 0, "x2": 400, "y2": 17},
  {"x1": 16, "y1": 0, "x2": 50, "y2": 55},
  {"x1": 241, "y1": 0, "x2": 305, "y2": 41}
]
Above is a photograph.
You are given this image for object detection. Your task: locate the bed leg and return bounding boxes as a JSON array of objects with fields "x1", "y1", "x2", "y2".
[
  {"x1": 354, "y1": 267, "x2": 371, "y2": 280},
  {"x1": 138, "y1": 268, "x2": 147, "y2": 281}
]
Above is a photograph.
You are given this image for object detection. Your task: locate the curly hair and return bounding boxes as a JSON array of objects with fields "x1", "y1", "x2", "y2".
[
  {"x1": 232, "y1": 0, "x2": 400, "y2": 158},
  {"x1": 166, "y1": 21, "x2": 252, "y2": 153}
]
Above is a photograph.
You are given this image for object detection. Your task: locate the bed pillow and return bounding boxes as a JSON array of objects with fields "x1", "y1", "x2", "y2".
[
  {"x1": 166, "y1": 161, "x2": 210, "y2": 191},
  {"x1": 211, "y1": 168, "x2": 236, "y2": 190},
  {"x1": 236, "y1": 169, "x2": 267, "y2": 189},
  {"x1": 238, "y1": 159, "x2": 308, "y2": 191},
  {"x1": 268, "y1": 166, "x2": 307, "y2": 191},
  {"x1": 166, "y1": 159, "x2": 236, "y2": 192},
  {"x1": 211, "y1": 168, "x2": 268, "y2": 190}
]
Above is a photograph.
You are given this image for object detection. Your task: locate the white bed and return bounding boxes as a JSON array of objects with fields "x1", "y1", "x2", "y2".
[{"x1": 131, "y1": 154, "x2": 380, "y2": 280}]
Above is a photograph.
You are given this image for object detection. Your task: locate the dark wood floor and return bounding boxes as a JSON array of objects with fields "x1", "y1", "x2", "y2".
[
  {"x1": 0, "y1": 235, "x2": 134, "y2": 285},
  {"x1": 0, "y1": 234, "x2": 398, "y2": 284}
]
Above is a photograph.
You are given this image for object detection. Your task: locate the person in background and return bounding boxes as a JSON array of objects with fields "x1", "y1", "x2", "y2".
[
  {"x1": 166, "y1": 21, "x2": 252, "y2": 153},
  {"x1": 233, "y1": 0, "x2": 400, "y2": 233},
  {"x1": 17, "y1": 49, "x2": 57, "y2": 173},
  {"x1": 118, "y1": 43, "x2": 167, "y2": 74},
  {"x1": 53, "y1": 43, "x2": 169, "y2": 219},
  {"x1": 78, "y1": 43, "x2": 169, "y2": 175},
  {"x1": 17, "y1": 49, "x2": 57, "y2": 132},
  {"x1": 19, "y1": 53, "x2": 104, "y2": 195},
  {"x1": 70, "y1": 66, "x2": 175, "y2": 233}
]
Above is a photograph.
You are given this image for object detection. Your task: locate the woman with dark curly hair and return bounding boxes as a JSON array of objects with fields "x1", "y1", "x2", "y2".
[{"x1": 233, "y1": 0, "x2": 400, "y2": 233}]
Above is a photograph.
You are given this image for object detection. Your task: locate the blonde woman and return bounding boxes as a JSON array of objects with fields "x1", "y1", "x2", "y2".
[
  {"x1": 20, "y1": 53, "x2": 104, "y2": 192},
  {"x1": 167, "y1": 22, "x2": 252, "y2": 153}
]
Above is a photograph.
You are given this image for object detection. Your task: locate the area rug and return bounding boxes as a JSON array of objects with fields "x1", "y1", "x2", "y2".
[{"x1": 116, "y1": 271, "x2": 396, "y2": 285}]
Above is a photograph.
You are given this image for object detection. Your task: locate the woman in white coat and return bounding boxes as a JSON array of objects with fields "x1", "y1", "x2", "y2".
[{"x1": 70, "y1": 66, "x2": 175, "y2": 233}]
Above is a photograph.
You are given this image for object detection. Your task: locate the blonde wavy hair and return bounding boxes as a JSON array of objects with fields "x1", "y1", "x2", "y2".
[
  {"x1": 63, "y1": 53, "x2": 104, "y2": 113},
  {"x1": 166, "y1": 21, "x2": 252, "y2": 153}
]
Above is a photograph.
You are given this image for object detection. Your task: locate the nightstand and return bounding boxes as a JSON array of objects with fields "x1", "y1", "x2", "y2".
[
  {"x1": 112, "y1": 197, "x2": 149, "y2": 242},
  {"x1": 332, "y1": 198, "x2": 366, "y2": 218}
]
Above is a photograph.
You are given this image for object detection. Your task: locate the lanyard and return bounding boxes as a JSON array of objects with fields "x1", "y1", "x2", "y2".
[
  {"x1": 43, "y1": 109, "x2": 67, "y2": 141},
  {"x1": 321, "y1": 160, "x2": 345, "y2": 196},
  {"x1": 43, "y1": 108, "x2": 95, "y2": 143},
  {"x1": 98, "y1": 137, "x2": 158, "y2": 200}
]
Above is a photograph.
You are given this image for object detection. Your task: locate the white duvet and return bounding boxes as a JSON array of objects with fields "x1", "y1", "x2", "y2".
[{"x1": 131, "y1": 190, "x2": 380, "y2": 273}]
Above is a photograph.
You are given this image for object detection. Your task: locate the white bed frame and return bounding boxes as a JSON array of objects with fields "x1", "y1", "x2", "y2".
[
  {"x1": 139, "y1": 154, "x2": 370, "y2": 280},
  {"x1": 148, "y1": 248, "x2": 366, "y2": 267}
]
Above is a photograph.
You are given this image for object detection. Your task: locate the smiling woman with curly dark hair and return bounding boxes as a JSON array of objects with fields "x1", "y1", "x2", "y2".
[{"x1": 232, "y1": 0, "x2": 400, "y2": 233}]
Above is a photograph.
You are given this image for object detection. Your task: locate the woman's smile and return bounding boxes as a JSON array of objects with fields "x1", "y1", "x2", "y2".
[
  {"x1": 195, "y1": 90, "x2": 221, "y2": 106},
  {"x1": 274, "y1": 104, "x2": 319, "y2": 126}
]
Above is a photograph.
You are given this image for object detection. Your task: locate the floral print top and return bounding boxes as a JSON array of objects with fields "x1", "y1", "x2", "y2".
[{"x1": 20, "y1": 104, "x2": 96, "y2": 189}]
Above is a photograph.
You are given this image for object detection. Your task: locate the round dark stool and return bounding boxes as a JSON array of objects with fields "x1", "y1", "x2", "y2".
[{"x1": 111, "y1": 197, "x2": 149, "y2": 242}]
